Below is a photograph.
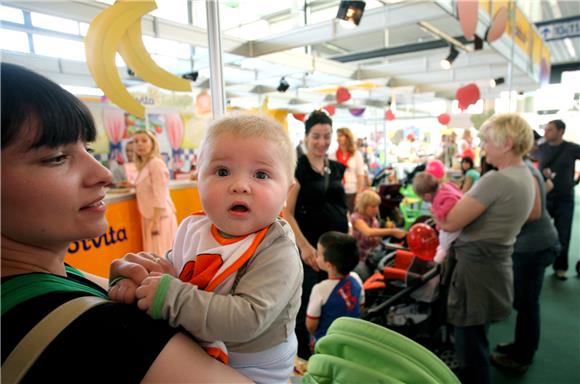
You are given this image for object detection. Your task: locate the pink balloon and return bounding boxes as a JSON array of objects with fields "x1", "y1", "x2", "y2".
[
  {"x1": 426, "y1": 160, "x2": 445, "y2": 179},
  {"x1": 457, "y1": 0, "x2": 479, "y2": 40}
]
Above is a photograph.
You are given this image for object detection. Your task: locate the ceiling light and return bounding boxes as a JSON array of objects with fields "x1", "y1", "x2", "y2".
[
  {"x1": 277, "y1": 77, "x2": 290, "y2": 93},
  {"x1": 336, "y1": 1, "x2": 365, "y2": 29},
  {"x1": 440, "y1": 46, "x2": 459, "y2": 70},
  {"x1": 489, "y1": 77, "x2": 505, "y2": 88},
  {"x1": 181, "y1": 71, "x2": 199, "y2": 81}
]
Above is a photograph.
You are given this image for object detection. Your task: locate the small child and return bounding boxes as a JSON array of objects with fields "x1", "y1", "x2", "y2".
[
  {"x1": 412, "y1": 171, "x2": 463, "y2": 263},
  {"x1": 110, "y1": 114, "x2": 303, "y2": 384},
  {"x1": 350, "y1": 190, "x2": 406, "y2": 281},
  {"x1": 306, "y1": 231, "x2": 364, "y2": 346}
]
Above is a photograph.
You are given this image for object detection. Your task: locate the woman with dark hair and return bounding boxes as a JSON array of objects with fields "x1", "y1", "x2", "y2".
[
  {"x1": 460, "y1": 156, "x2": 480, "y2": 192},
  {"x1": 284, "y1": 110, "x2": 349, "y2": 358},
  {"x1": 0, "y1": 63, "x2": 249, "y2": 383}
]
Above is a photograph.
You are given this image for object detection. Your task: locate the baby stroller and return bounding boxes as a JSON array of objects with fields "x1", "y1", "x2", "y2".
[{"x1": 361, "y1": 222, "x2": 458, "y2": 371}]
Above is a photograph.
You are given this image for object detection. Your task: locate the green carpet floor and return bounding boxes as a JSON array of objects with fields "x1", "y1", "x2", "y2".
[{"x1": 489, "y1": 186, "x2": 580, "y2": 384}]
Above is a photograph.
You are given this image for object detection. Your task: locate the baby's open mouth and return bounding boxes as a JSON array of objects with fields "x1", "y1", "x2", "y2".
[{"x1": 230, "y1": 204, "x2": 249, "y2": 213}]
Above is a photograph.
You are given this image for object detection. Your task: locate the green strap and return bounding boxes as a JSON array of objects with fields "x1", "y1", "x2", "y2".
[{"x1": 1, "y1": 272, "x2": 108, "y2": 316}]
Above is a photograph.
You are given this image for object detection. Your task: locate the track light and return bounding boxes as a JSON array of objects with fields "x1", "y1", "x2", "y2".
[
  {"x1": 277, "y1": 77, "x2": 290, "y2": 93},
  {"x1": 489, "y1": 77, "x2": 505, "y2": 88},
  {"x1": 440, "y1": 45, "x2": 459, "y2": 70},
  {"x1": 181, "y1": 71, "x2": 199, "y2": 81},
  {"x1": 336, "y1": 1, "x2": 365, "y2": 29}
]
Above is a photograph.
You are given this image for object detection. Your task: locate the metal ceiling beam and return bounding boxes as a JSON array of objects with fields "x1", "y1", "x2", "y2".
[
  {"x1": 332, "y1": 36, "x2": 471, "y2": 63},
  {"x1": 233, "y1": 1, "x2": 448, "y2": 57}
]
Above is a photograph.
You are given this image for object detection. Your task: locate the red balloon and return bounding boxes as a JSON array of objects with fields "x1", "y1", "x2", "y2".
[
  {"x1": 438, "y1": 113, "x2": 451, "y2": 125},
  {"x1": 385, "y1": 109, "x2": 395, "y2": 121},
  {"x1": 455, "y1": 83, "x2": 480, "y2": 111},
  {"x1": 336, "y1": 87, "x2": 351, "y2": 104},
  {"x1": 407, "y1": 223, "x2": 439, "y2": 261},
  {"x1": 154, "y1": 126, "x2": 163, "y2": 134},
  {"x1": 292, "y1": 113, "x2": 306, "y2": 122},
  {"x1": 323, "y1": 104, "x2": 336, "y2": 116}
]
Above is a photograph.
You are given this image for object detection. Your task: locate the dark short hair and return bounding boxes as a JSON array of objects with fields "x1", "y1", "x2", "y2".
[
  {"x1": 461, "y1": 156, "x2": 474, "y2": 172},
  {"x1": 318, "y1": 231, "x2": 359, "y2": 276},
  {"x1": 548, "y1": 119, "x2": 566, "y2": 132},
  {"x1": 1, "y1": 63, "x2": 96, "y2": 150},
  {"x1": 304, "y1": 110, "x2": 332, "y2": 135}
]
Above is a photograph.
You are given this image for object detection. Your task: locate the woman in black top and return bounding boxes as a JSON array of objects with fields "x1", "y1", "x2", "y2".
[
  {"x1": 0, "y1": 63, "x2": 249, "y2": 383},
  {"x1": 284, "y1": 110, "x2": 348, "y2": 359}
]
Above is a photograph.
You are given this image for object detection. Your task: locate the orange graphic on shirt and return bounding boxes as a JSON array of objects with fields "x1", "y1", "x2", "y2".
[{"x1": 179, "y1": 254, "x2": 223, "y2": 290}]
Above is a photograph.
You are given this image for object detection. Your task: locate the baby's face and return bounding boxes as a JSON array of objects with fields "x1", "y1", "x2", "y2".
[
  {"x1": 197, "y1": 133, "x2": 291, "y2": 237},
  {"x1": 316, "y1": 243, "x2": 329, "y2": 272},
  {"x1": 420, "y1": 193, "x2": 433, "y2": 203}
]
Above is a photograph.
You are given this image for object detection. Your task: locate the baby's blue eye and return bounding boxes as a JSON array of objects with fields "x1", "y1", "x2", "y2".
[
  {"x1": 255, "y1": 171, "x2": 269, "y2": 180},
  {"x1": 216, "y1": 167, "x2": 230, "y2": 177}
]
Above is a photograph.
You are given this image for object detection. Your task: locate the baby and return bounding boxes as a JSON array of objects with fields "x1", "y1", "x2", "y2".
[
  {"x1": 412, "y1": 171, "x2": 463, "y2": 263},
  {"x1": 110, "y1": 114, "x2": 303, "y2": 384}
]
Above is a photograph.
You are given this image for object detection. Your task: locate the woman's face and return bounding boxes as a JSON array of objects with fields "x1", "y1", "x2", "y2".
[
  {"x1": 305, "y1": 123, "x2": 332, "y2": 158},
  {"x1": 461, "y1": 160, "x2": 470, "y2": 171},
  {"x1": 481, "y1": 132, "x2": 508, "y2": 167},
  {"x1": 337, "y1": 133, "x2": 347, "y2": 148},
  {"x1": 1, "y1": 128, "x2": 112, "y2": 249},
  {"x1": 134, "y1": 133, "x2": 154, "y2": 157}
]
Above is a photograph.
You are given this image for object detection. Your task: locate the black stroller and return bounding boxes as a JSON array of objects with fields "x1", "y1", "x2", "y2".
[{"x1": 361, "y1": 219, "x2": 459, "y2": 371}]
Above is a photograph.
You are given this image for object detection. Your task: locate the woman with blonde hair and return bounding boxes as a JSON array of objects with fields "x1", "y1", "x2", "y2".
[
  {"x1": 350, "y1": 189, "x2": 406, "y2": 280},
  {"x1": 330, "y1": 127, "x2": 365, "y2": 212},
  {"x1": 133, "y1": 130, "x2": 177, "y2": 256},
  {"x1": 437, "y1": 113, "x2": 535, "y2": 384}
]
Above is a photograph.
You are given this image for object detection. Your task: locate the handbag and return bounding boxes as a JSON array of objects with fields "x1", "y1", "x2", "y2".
[{"x1": 2, "y1": 296, "x2": 109, "y2": 384}]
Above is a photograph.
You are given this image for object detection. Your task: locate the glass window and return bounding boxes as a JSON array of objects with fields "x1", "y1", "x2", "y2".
[
  {"x1": 33, "y1": 34, "x2": 85, "y2": 61},
  {"x1": 31, "y1": 12, "x2": 80, "y2": 35},
  {"x1": 151, "y1": 0, "x2": 189, "y2": 24},
  {"x1": 142, "y1": 36, "x2": 190, "y2": 59},
  {"x1": 79, "y1": 22, "x2": 90, "y2": 36},
  {"x1": 0, "y1": 28, "x2": 29, "y2": 53},
  {"x1": 0, "y1": 5, "x2": 24, "y2": 24}
]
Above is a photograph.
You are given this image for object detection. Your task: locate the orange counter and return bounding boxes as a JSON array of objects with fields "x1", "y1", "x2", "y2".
[{"x1": 65, "y1": 181, "x2": 202, "y2": 278}]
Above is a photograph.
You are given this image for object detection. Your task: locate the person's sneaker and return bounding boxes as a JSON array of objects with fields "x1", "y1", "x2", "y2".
[
  {"x1": 554, "y1": 270, "x2": 567, "y2": 280},
  {"x1": 494, "y1": 342, "x2": 515, "y2": 355},
  {"x1": 491, "y1": 352, "x2": 531, "y2": 373}
]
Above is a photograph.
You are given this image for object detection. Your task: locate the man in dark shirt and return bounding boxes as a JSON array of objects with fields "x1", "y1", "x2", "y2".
[{"x1": 533, "y1": 119, "x2": 580, "y2": 279}]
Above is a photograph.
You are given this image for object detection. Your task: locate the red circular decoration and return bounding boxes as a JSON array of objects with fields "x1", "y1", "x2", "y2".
[
  {"x1": 438, "y1": 113, "x2": 451, "y2": 125},
  {"x1": 455, "y1": 83, "x2": 480, "y2": 111},
  {"x1": 292, "y1": 113, "x2": 306, "y2": 122},
  {"x1": 154, "y1": 126, "x2": 163, "y2": 134},
  {"x1": 407, "y1": 223, "x2": 439, "y2": 261},
  {"x1": 336, "y1": 87, "x2": 351, "y2": 104},
  {"x1": 323, "y1": 104, "x2": 336, "y2": 116},
  {"x1": 385, "y1": 109, "x2": 395, "y2": 121}
]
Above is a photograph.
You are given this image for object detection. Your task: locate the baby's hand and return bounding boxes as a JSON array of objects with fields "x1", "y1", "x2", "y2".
[
  {"x1": 109, "y1": 278, "x2": 138, "y2": 304},
  {"x1": 135, "y1": 272, "x2": 163, "y2": 314}
]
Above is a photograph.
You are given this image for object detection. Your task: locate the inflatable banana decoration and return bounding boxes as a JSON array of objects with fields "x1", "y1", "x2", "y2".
[{"x1": 85, "y1": 0, "x2": 191, "y2": 118}]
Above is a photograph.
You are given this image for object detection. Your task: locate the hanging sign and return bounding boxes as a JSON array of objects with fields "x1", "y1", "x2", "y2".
[{"x1": 536, "y1": 16, "x2": 580, "y2": 42}]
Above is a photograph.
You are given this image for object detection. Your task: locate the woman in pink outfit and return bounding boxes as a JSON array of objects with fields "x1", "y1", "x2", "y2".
[{"x1": 134, "y1": 130, "x2": 177, "y2": 256}]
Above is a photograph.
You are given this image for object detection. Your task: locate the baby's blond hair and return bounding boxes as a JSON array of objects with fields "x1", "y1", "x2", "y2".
[{"x1": 412, "y1": 172, "x2": 439, "y2": 197}]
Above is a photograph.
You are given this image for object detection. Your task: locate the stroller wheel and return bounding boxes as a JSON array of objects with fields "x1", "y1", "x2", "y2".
[{"x1": 437, "y1": 349, "x2": 460, "y2": 371}]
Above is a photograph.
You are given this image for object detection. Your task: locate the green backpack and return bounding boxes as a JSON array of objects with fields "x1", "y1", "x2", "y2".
[{"x1": 303, "y1": 317, "x2": 459, "y2": 384}]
